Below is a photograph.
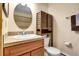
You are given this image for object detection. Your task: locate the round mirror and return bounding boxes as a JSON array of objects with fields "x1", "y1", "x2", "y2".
[{"x1": 14, "y1": 3, "x2": 32, "y2": 30}]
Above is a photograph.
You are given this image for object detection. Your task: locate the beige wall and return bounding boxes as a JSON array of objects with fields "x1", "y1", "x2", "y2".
[
  {"x1": 7, "y1": 3, "x2": 48, "y2": 34},
  {"x1": 48, "y1": 3, "x2": 79, "y2": 56}
]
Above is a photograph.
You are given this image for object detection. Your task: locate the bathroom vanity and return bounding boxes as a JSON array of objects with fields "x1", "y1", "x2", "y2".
[
  {"x1": 4, "y1": 34, "x2": 44, "y2": 56},
  {"x1": 3, "y1": 4, "x2": 44, "y2": 56}
]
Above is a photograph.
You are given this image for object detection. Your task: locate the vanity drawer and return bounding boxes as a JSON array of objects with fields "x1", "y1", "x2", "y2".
[{"x1": 4, "y1": 39, "x2": 44, "y2": 56}]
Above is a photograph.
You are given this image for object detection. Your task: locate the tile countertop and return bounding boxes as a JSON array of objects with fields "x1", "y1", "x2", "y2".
[{"x1": 4, "y1": 34, "x2": 44, "y2": 48}]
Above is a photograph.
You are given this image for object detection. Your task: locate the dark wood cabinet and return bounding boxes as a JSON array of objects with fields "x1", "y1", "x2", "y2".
[
  {"x1": 36, "y1": 11, "x2": 53, "y2": 46},
  {"x1": 71, "y1": 14, "x2": 79, "y2": 31}
]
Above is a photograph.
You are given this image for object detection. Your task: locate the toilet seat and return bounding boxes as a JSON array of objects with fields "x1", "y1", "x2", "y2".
[{"x1": 45, "y1": 47, "x2": 61, "y2": 56}]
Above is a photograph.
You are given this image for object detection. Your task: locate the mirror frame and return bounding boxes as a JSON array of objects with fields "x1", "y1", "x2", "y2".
[{"x1": 14, "y1": 3, "x2": 32, "y2": 30}]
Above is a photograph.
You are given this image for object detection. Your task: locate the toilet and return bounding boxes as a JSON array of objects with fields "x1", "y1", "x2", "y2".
[{"x1": 44, "y1": 35, "x2": 61, "y2": 56}]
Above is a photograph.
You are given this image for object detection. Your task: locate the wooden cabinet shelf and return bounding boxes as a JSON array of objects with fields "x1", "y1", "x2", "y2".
[
  {"x1": 36, "y1": 11, "x2": 53, "y2": 46},
  {"x1": 37, "y1": 29, "x2": 41, "y2": 31},
  {"x1": 37, "y1": 29, "x2": 52, "y2": 33}
]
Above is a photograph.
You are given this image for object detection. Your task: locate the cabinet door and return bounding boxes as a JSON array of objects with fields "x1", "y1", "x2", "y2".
[
  {"x1": 31, "y1": 47, "x2": 44, "y2": 56},
  {"x1": 48, "y1": 14, "x2": 52, "y2": 31},
  {"x1": 41, "y1": 11, "x2": 47, "y2": 29},
  {"x1": 3, "y1": 48, "x2": 10, "y2": 56}
]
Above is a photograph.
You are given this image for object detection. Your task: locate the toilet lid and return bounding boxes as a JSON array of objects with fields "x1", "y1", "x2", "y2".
[{"x1": 45, "y1": 47, "x2": 61, "y2": 55}]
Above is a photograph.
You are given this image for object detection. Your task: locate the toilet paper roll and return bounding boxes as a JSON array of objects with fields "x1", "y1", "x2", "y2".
[{"x1": 64, "y1": 41, "x2": 71, "y2": 46}]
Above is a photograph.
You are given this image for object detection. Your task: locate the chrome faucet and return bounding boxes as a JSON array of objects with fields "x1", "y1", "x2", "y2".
[
  {"x1": 23, "y1": 32, "x2": 25, "y2": 35},
  {"x1": 21, "y1": 32, "x2": 26, "y2": 35}
]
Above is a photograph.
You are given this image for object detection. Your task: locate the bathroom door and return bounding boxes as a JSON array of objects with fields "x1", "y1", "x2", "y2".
[{"x1": 0, "y1": 3, "x2": 3, "y2": 56}]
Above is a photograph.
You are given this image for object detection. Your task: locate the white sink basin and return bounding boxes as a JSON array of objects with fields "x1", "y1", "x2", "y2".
[
  {"x1": 14, "y1": 34, "x2": 42, "y2": 40},
  {"x1": 4, "y1": 34, "x2": 43, "y2": 44}
]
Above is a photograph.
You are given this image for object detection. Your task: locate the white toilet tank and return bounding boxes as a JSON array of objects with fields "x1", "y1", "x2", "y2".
[{"x1": 43, "y1": 35, "x2": 50, "y2": 47}]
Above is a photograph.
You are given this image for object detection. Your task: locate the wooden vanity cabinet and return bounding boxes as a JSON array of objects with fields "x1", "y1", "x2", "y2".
[{"x1": 3, "y1": 39, "x2": 44, "y2": 56}]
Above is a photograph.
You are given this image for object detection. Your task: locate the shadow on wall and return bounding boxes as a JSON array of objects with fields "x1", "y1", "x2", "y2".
[
  {"x1": 53, "y1": 17, "x2": 58, "y2": 48},
  {"x1": 75, "y1": 31, "x2": 79, "y2": 34}
]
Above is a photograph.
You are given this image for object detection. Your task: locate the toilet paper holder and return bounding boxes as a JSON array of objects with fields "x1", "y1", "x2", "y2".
[{"x1": 64, "y1": 41, "x2": 72, "y2": 48}]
